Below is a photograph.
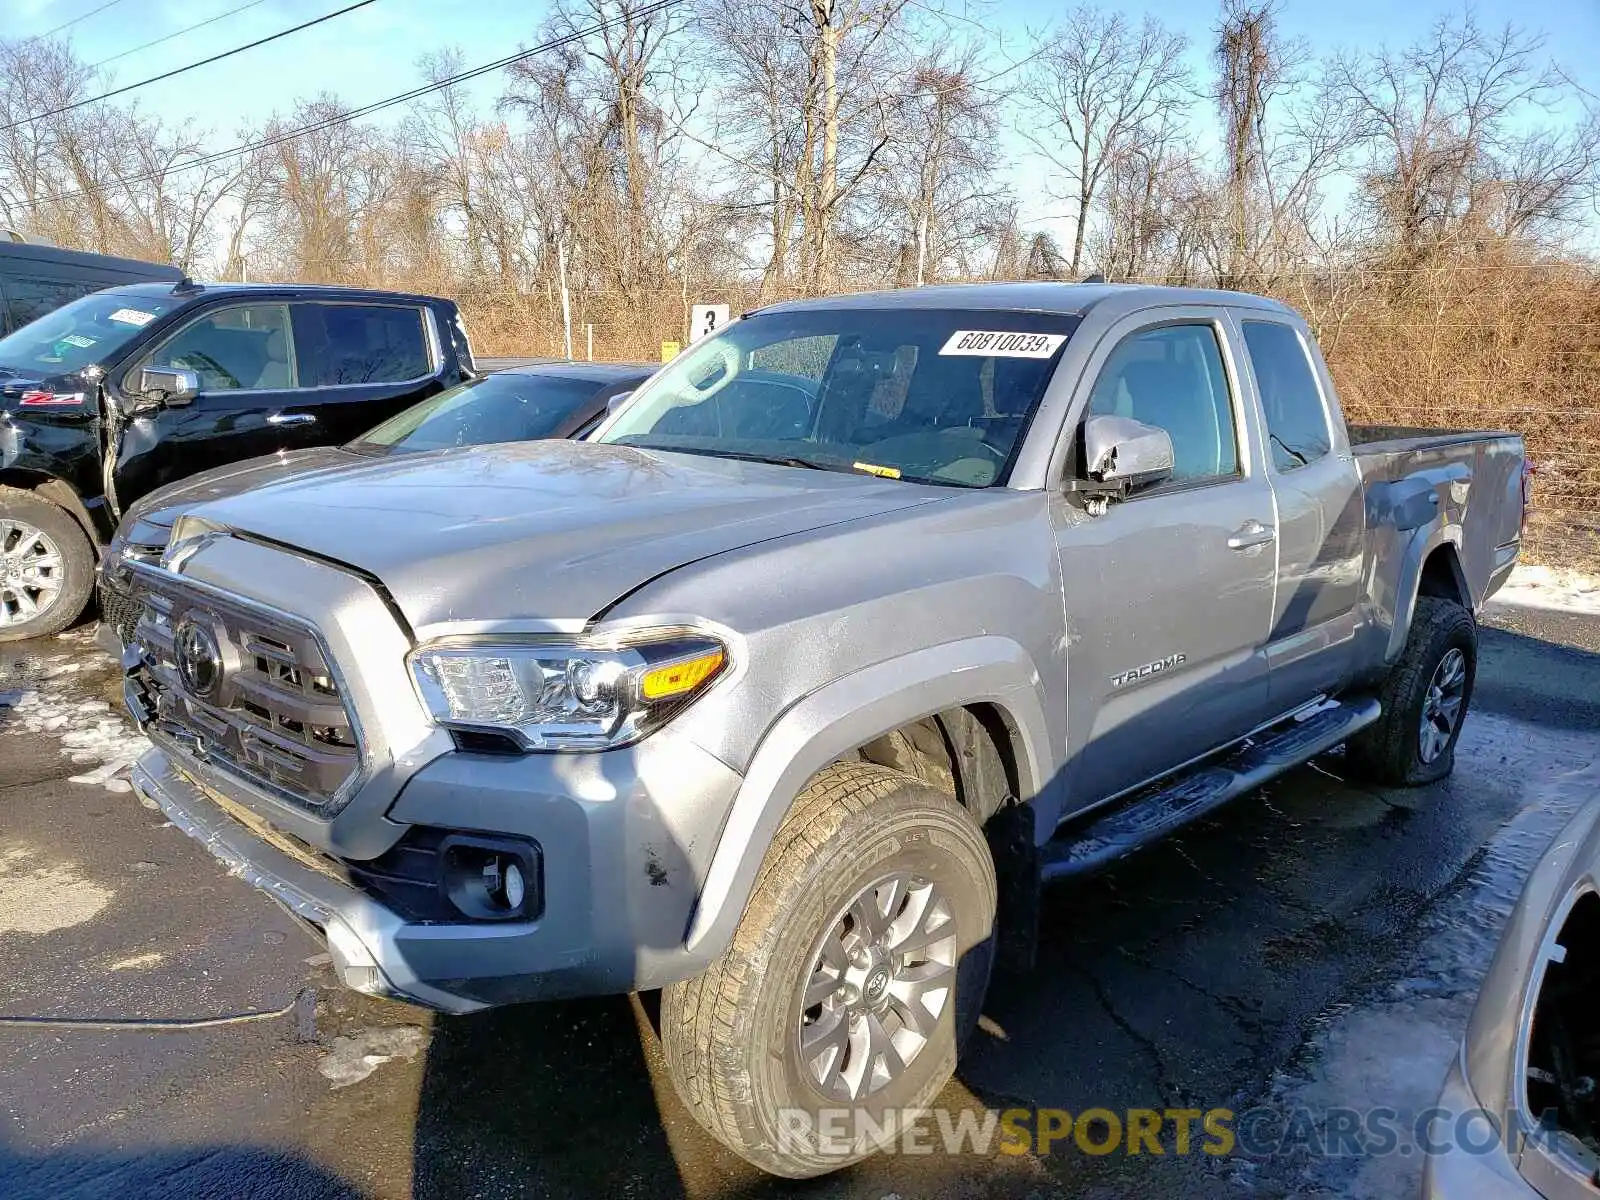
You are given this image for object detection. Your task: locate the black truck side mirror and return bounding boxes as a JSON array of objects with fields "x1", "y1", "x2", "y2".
[{"x1": 138, "y1": 367, "x2": 200, "y2": 407}]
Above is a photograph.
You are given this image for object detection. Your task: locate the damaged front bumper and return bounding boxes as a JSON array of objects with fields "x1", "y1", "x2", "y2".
[{"x1": 131, "y1": 731, "x2": 745, "y2": 1013}]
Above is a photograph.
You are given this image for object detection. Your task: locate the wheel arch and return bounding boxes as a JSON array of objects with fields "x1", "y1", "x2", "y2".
[
  {"x1": 1386, "y1": 529, "x2": 1469, "y2": 664},
  {"x1": 683, "y1": 636, "x2": 1055, "y2": 957},
  {"x1": 0, "y1": 468, "x2": 101, "y2": 549}
]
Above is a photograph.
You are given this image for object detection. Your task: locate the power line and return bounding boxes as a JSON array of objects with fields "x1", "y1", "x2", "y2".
[
  {"x1": 39, "y1": 0, "x2": 129, "y2": 38},
  {"x1": 34, "y1": 0, "x2": 686, "y2": 206},
  {"x1": 5, "y1": 0, "x2": 381, "y2": 132},
  {"x1": 90, "y1": 0, "x2": 271, "y2": 69}
]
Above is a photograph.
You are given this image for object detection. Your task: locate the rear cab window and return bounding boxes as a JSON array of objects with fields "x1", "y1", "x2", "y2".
[
  {"x1": 1241, "y1": 320, "x2": 1332, "y2": 471},
  {"x1": 292, "y1": 303, "x2": 434, "y2": 386}
]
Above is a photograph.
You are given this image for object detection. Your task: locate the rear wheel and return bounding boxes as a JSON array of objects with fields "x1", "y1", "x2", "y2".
[
  {"x1": 0, "y1": 488, "x2": 95, "y2": 643},
  {"x1": 1346, "y1": 596, "x2": 1477, "y2": 786},
  {"x1": 661, "y1": 761, "x2": 996, "y2": 1177}
]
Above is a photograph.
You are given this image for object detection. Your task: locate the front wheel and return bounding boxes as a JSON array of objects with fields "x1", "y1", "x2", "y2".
[
  {"x1": 1346, "y1": 595, "x2": 1477, "y2": 786},
  {"x1": 661, "y1": 761, "x2": 997, "y2": 1178},
  {"x1": 0, "y1": 488, "x2": 95, "y2": 643}
]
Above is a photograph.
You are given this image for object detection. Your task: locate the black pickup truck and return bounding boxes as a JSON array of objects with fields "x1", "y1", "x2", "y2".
[{"x1": 0, "y1": 280, "x2": 473, "y2": 640}]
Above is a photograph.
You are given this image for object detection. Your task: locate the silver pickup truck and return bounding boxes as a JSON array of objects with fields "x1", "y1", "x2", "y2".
[{"x1": 119, "y1": 283, "x2": 1528, "y2": 1177}]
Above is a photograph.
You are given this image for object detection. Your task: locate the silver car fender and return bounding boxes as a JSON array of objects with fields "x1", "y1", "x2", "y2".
[{"x1": 683, "y1": 634, "x2": 1054, "y2": 955}]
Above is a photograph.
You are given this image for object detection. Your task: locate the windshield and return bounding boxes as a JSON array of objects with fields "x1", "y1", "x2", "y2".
[
  {"x1": 347, "y1": 371, "x2": 618, "y2": 455},
  {"x1": 594, "y1": 308, "x2": 1078, "y2": 486},
  {"x1": 0, "y1": 290, "x2": 181, "y2": 377}
]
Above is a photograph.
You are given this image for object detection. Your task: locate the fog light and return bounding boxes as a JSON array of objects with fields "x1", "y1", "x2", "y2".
[{"x1": 439, "y1": 835, "x2": 542, "y2": 921}]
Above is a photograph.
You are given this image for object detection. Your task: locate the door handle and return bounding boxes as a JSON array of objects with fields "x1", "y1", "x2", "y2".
[
  {"x1": 266, "y1": 411, "x2": 315, "y2": 426},
  {"x1": 1227, "y1": 520, "x2": 1277, "y2": 550}
]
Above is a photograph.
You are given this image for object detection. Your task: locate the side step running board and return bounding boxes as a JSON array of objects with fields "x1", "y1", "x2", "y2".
[{"x1": 1040, "y1": 697, "x2": 1381, "y2": 883}]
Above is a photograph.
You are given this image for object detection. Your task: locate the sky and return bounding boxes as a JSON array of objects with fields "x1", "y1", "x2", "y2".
[{"x1": 5, "y1": 0, "x2": 1599, "y2": 241}]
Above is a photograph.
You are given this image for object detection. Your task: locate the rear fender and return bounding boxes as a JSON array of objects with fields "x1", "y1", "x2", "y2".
[{"x1": 1386, "y1": 527, "x2": 1467, "y2": 663}]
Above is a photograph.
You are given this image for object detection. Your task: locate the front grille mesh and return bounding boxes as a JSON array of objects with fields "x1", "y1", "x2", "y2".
[{"x1": 130, "y1": 575, "x2": 363, "y2": 815}]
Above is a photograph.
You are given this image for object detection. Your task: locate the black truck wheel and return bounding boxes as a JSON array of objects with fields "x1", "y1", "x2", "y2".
[
  {"x1": 0, "y1": 488, "x2": 95, "y2": 643},
  {"x1": 661, "y1": 761, "x2": 997, "y2": 1177},
  {"x1": 1346, "y1": 596, "x2": 1477, "y2": 786}
]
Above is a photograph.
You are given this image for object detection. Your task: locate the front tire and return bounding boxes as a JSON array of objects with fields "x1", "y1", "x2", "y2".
[
  {"x1": 661, "y1": 761, "x2": 997, "y2": 1178},
  {"x1": 0, "y1": 488, "x2": 95, "y2": 643},
  {"x1": 1346, "y1": 595, "x2": 1477, "y2": 786}
]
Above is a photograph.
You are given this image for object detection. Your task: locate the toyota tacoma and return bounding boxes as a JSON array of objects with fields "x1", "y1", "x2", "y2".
[{"x1": 120, "y1": 283, "x2": 1528, "y2": 1176}]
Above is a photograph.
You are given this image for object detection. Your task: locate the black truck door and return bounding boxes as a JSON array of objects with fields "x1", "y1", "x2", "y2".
[
  {"x1": 109, "y1": 300, "x2": 316, "y2": 508},
  {"x1": 280, "y1": 301, "x2": 448, "y2": 442}
]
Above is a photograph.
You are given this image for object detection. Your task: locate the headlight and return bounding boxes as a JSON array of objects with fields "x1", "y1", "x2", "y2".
[{"x1": 408, "y1": 631, "x2": 727, "y2": 751}]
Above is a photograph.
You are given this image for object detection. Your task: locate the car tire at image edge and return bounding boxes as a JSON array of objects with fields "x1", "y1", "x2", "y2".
[
  {"x1": 0, "y1": 486, "x2": 95, "y2": 643},
  {"x1": 661, "y1": 760, "x2": 998, "y2": 1178}
]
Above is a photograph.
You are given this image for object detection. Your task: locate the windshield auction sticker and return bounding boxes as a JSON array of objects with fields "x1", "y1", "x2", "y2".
[
  {"x1": 939, "y1": 330, "x2": 1068, "y2": 358},
  {"x1": 108, "y1": 308, "x2": 156, "y2": 327}
]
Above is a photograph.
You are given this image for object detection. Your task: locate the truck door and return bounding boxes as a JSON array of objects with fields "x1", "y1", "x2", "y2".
[
  {"x1": 1055, "y1": 312, "x2": 1280, "y2": 809},
  {"x1": 1235, "y1": 317, "x2": 1365, "y2": 704},
  {"x1": 109, "y1": 300, "x2": 313, "y2": 508}
]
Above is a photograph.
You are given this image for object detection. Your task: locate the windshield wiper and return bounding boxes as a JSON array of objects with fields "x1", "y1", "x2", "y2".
[{"x1": 644, "y1": 445, "x2": 834, "y2": 471}]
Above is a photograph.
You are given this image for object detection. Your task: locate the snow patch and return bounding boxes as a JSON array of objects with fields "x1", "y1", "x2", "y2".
[
  {"x1": 0, "y1": 843, "x2": 113, "y2": 935},
  {"x1": 0, "y1": 628, "x2": 151, "y2": 792},
  {"x1": 1490, "y1": 563, "x2": 1600, "y2": 616},
  {"x1": 318, "y1": 1025, "x2": 427, "y2": 1088}
]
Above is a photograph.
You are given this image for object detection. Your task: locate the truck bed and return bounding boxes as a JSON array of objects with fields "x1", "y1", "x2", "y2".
[
  {"x1": 1347, "y1": 424, "x2": 1519, "y2": 455},
  {"x1": 1351, "y1": 423, "x2": 1526, "y2": 621}
]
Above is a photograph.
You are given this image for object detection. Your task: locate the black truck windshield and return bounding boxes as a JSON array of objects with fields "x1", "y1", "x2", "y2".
[
  {"x1": 595, "y1": 308, "x2": 1079, "y2": 486},
  {"x1": 0, "y1": 291, "x2": 182, "y2": 377}
]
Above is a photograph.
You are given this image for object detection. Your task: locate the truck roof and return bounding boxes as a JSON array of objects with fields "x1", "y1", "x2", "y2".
[{"x1": 753, "y1": 281, "x2": 1298, "y2": 320}]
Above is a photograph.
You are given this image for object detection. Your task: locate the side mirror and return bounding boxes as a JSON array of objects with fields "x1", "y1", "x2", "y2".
[
  {"x1": 606, "y1": 390, "x2": 634, "y2": 414},
  {"x1": 1082, "y1": 414, "x2": 1175, "y2": 493},
  {"x1": 138, "y1": 366, "x2": 199, "y2": 406}
]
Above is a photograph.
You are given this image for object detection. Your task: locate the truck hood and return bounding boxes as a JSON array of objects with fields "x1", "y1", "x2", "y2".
[
  {"x1": 181, "y1": 439, "x2": 947, "y2": 633},
  {"x1": 126, "y1": 446, "x2": 362, "y2": 530}
]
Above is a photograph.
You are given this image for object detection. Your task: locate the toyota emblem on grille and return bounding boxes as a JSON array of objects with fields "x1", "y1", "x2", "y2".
[{"x1": 174, "y1": 619, "x2": 223, "y2": 700}]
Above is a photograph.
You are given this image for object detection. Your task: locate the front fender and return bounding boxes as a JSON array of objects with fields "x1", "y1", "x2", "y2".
[{"x1": 683, "y1": 635, "x2": 1054, "y2": 956}]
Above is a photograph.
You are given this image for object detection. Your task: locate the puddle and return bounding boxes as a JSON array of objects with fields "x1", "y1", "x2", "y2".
[{"x1": 1244, "y1": 723, "x2": 1600, "y2": 1199}]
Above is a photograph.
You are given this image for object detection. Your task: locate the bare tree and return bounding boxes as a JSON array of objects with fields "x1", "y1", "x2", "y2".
[
  {"x1": 1332, "y1": 12, "x2": 1600, "y2": 257},
  {"x1": 1020, "y1": 7, "x2": 1188, "y2": 275}
]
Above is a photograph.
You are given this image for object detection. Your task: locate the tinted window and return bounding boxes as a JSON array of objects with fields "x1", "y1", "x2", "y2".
[
  {"x1": 145, "y1": 303, "x2": 295, "y2": 391},
  {"x1": 1088, "y1": 324, "x2": 1238, "y2": 482},
  {"x1": 0, "y1": 290, "x2": 184, "y2": 375},
  {"x1": 349, "y1": 373, "x2": 608, "y2": 455},
  {"x1": 598, "y1": 310, "x2": 1076, "y2": 487},
  {"x1": 4, "y1": 276, "x2": 91, "y2": 330},
  {"x1": 309, "y1": 304, "x2": 430, "y2": 385},
  {"x1": 1242, "y1": 321, "x2": 1331, "y2": 471}
]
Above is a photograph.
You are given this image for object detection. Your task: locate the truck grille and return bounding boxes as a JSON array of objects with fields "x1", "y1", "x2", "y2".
[{"x1": 128, "y1": 572, "x2": 365, "y2": 816}]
